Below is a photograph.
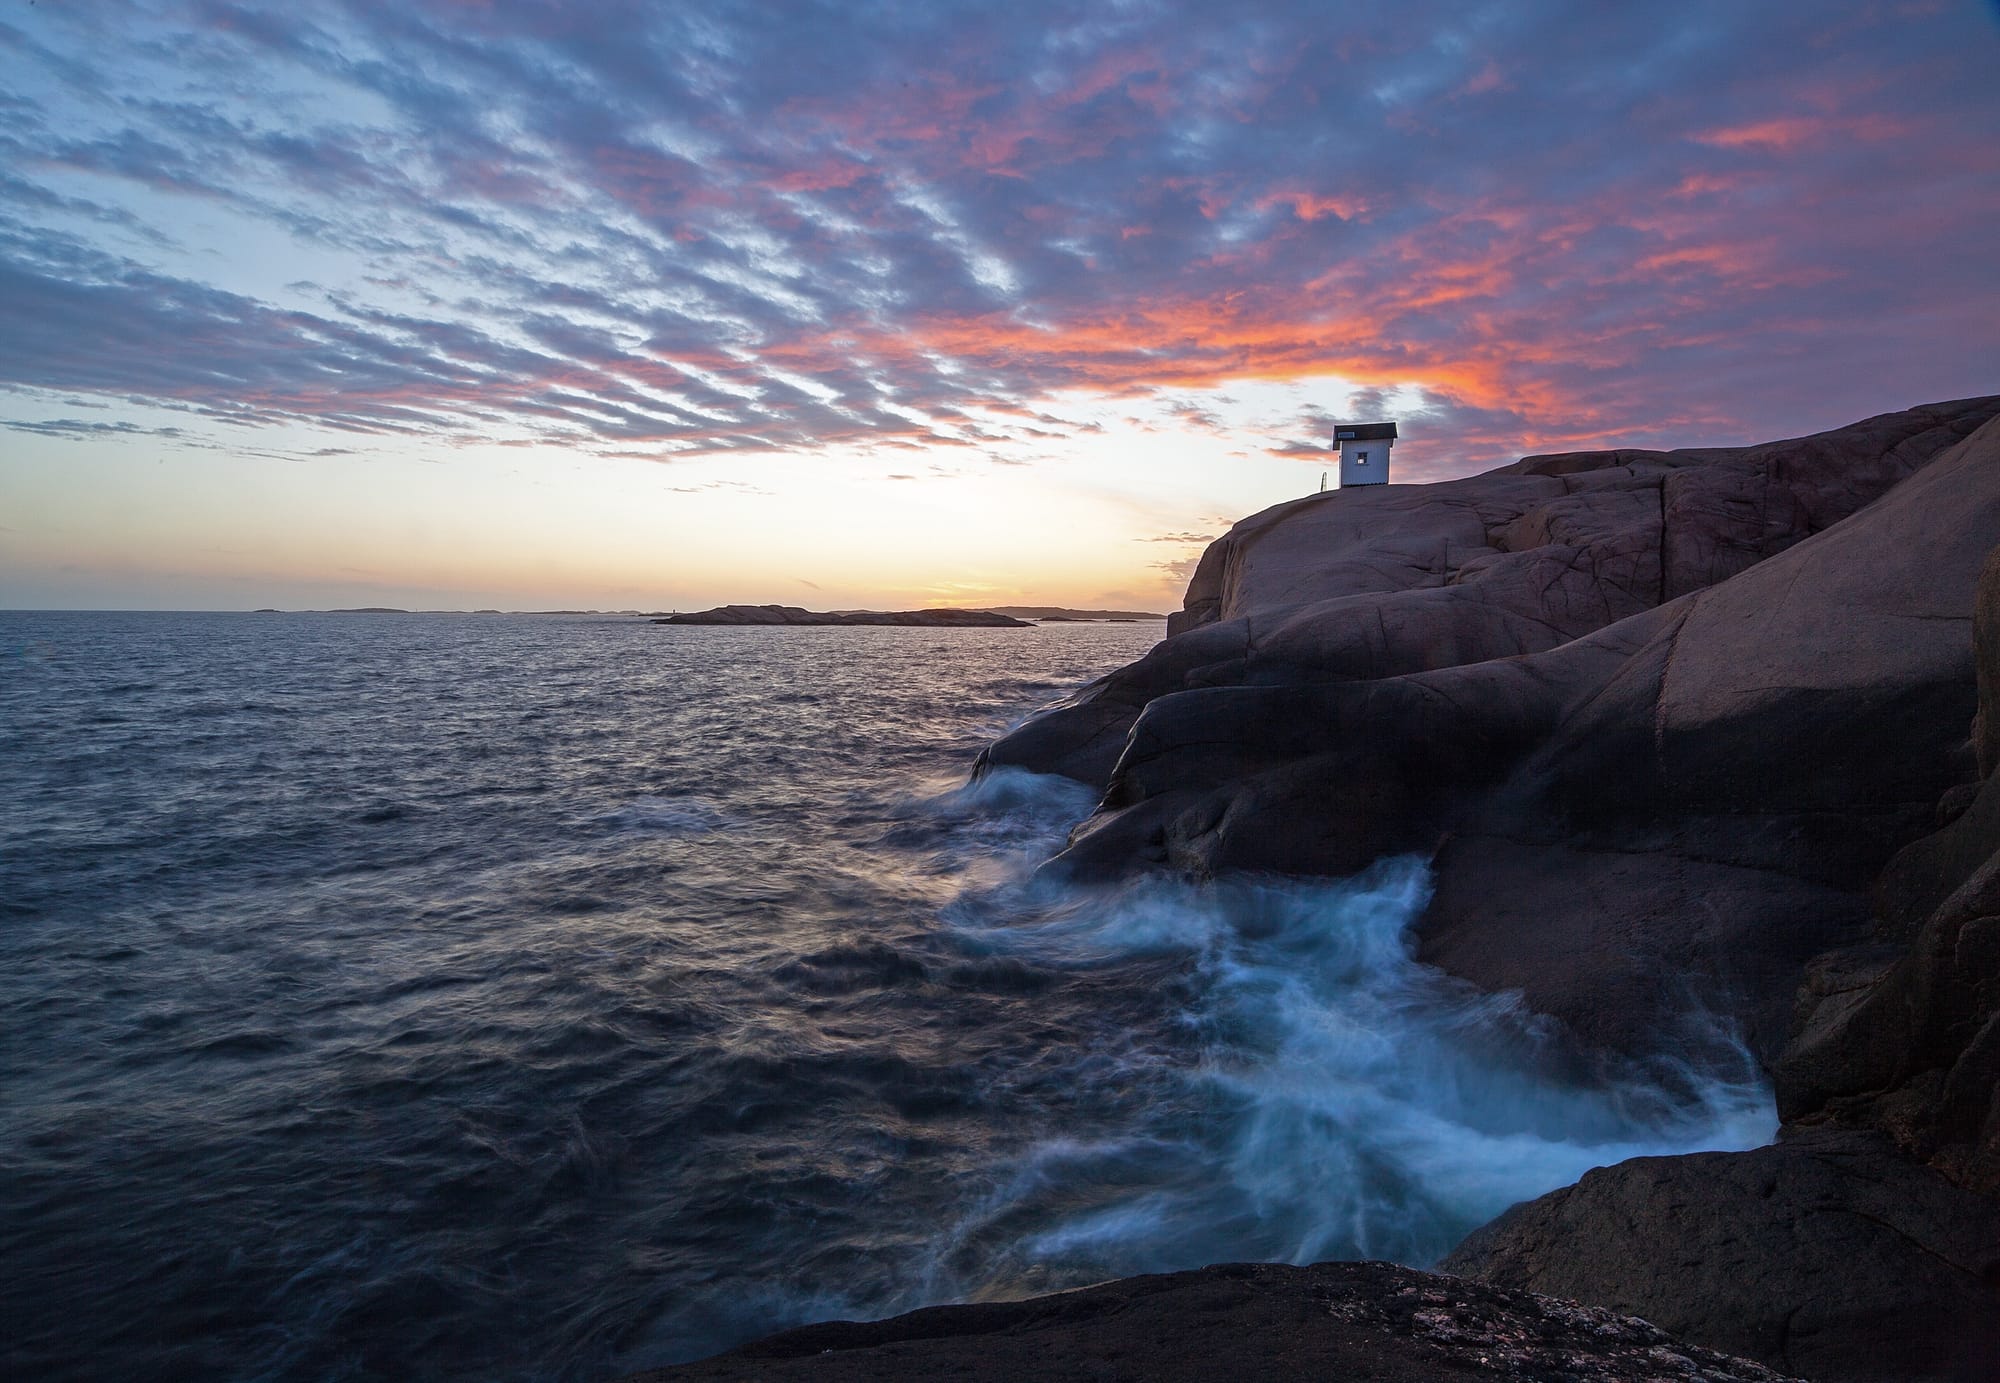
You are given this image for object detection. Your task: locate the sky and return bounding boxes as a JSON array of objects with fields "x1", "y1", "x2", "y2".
[{"x1": 2, "y1": 1, "x2": 1996, "y2": 612}]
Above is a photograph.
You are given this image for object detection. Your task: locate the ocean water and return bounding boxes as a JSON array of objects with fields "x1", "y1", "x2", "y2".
[{"x1": 0, "y1": 611, "x2": 1775, "y2": 1382}]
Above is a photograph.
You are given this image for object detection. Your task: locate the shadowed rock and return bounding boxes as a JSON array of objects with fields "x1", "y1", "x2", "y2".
[
  {"x1": 1444, "y1": 486, "x2": 2000, "y2": 1383},
  {"x1": 1417, "y1": 405, "x2": 2000, "y2": 1058},
  {"x1": 1440, "y1": 1130, "x2": 2000, "y2": 1383},
  {"x1": 626, "y1": 1260, "x2": 1802, "y2": 1383},
  {"x1": 1769, "y1": 542, "x2": 2000, "y2": 1197}
]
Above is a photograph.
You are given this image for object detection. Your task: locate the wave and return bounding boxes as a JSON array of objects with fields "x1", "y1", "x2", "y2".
[
  {"x1": 591, "y1": 795, "x2": 732, "y2": 837},
  {"x1": 934, "y1": 855, "x2": 1773, "y2": 1281},
  {"x1": 0, "y1": 613, "x2": 1774, "y2": 1382}
]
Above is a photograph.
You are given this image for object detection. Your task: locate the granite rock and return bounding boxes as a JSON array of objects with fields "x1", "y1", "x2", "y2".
[
  {"x1": 995, "y1": 399, "x2": 2000, "y2": 1059},
  {"x1": 986, "y1": 397, "x2": 1999, "y2": 791},
  {"x1": 1440, "y1": 1130, "x2": 2000, "y2": 1383},
  {"x1": 1770, "y1": 541, "x2": 2000, "y2": 1196},
  {"x1": 628, "y1": 1260, "x2": 1805, "y2": 1383}
]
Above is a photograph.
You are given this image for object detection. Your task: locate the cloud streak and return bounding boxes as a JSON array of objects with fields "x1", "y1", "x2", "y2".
[{"x1": 0, "y1": 0, "x2": 1994, "y2": 472}]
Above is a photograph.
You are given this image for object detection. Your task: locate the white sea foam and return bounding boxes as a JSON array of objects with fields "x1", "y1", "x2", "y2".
[
  {"x1": 947, "y1": 855, "x2": 1775, "y2": 1275},
  {"x1": 886, "y1": 767, "x2": 1102, "y2": 889},
  {"x1": 917, "y1": 765, "x2": 1100, "y2": 826}
]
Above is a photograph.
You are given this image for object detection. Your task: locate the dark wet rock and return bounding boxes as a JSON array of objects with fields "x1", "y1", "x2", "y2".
[
  {"x1": 1416, "y1": 833, "x2": 1874, "y2": 1060},
  {"x1": 1440, "y1": 1130, "x2": 2000, "y2": 1383},
  {"x1": 1776, "y1": 786, "x2": 2000, "y2": 1150},
  {"x1": 657, "y1": 604, "x2": 1031, "y2": 627},
  {"x1": 627, "y1": 1260, "x2": 1803, "y2": 1383}
]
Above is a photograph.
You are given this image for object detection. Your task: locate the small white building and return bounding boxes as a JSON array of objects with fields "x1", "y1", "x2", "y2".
[{"x1": 1334, "y1": 421, "x2": 1397, "y2": 487}]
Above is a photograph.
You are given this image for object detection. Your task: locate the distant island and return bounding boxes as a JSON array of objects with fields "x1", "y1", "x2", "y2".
[
  {"x1": 987, "y1": 606, "x2": 1167, "y2": 621},
  {"x1": 249, "y1": 608, "x2": 644, "y2": 616},
  {"x1": 655, "y1": 604, "x2": 1031, "y2": 627},
  {"x1": 239, "y1": 605, "x2": 1163, "y2": 622}
]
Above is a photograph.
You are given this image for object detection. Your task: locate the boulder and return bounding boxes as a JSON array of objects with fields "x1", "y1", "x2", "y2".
[{"x1": 1440, "y1": 1130, "x2": 2000, "y2": 1383}]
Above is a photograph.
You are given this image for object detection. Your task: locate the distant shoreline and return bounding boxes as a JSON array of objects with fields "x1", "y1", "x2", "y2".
[
  {"x1": 655, "y1": 604, "x2": 1031, "y2": 627},
  {"x1": 652, "y1": 603, "x2": 1173, "y2": 627},
  {"x1": 8, "y1": 606, "x2": 1171, "y2": 620}
]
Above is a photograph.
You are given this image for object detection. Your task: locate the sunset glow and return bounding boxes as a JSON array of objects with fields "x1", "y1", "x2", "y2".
[{"x1": 2, "y1": 1, "x2": 1996, "y2": 610}]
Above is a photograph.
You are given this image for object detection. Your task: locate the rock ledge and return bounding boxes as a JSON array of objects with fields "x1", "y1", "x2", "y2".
[{"x1": 628, "y1": 1260, "x2": 1802, "y2": 1383}]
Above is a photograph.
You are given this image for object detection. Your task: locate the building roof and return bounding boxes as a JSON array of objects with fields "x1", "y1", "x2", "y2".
[{"x1": 1333, "y1": 422, "x2": 1398, "y2": 441}]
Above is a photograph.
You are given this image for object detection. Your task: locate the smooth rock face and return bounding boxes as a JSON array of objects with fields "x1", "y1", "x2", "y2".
[
  {"x1": 657, "y1": 604, "x2": 1031, "y2": 627},
  {"x1": 1770, "y1": 542, "x2": 2000, "y2": 1197},
  {"x1": 1440, "y1": 1130, "x2": 2000, "y2": 1383},
  {"x1": 1419, "y1": 407, "x2": 2000, "y2": 1057},
  {"x1": 990, "y1": 396, "x2": 1998, "y2": 791},
  {"x1": 1445, "y1": 518, "x2": 2000, "y2": 1383},
  {"x1": 937, "y1": 399, "x2": 2000, "y2": 1383},
  {"x1": 628, "y1": 1260, "x2": 1804, "y2": 1383},
  {"x1": 981, "y1": 398, "x2": 2000, "y2": 1060}
]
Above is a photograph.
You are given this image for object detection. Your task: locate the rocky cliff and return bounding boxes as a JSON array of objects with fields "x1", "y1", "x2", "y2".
[
  {"x1": 640, "y1": 398, "x2": 2000, "y2": 1382},
  {"x1": 980, "y1": 396, "x2": 2000, "y2": 1066},
  {"x1": 974, "y1": 394, "x2": 2000, "y2": 1381}
]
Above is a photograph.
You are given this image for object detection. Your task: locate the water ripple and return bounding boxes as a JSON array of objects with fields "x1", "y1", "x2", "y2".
[{"x1": 0, "y1": 613, "x2": 1769, "y2": 1383}]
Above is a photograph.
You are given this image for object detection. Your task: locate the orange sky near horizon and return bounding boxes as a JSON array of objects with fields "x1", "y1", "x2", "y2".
[{"x1": 1, "y1": 1, "x2": 1995, "y2": 611}]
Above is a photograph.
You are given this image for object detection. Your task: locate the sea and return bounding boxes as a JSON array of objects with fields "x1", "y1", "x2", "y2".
[{"x1": 0, "y1": 611, "x2": 1776, "y2": 1382}]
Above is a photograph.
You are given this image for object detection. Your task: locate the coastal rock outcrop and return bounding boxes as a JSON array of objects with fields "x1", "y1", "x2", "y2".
[
  {"x1": 957, "y1": 396, "x2": 2000, "y2": 1380},
  {"x1": 1390, "y1": 530, "x2": 2000, "y2": 1380},
  {"x1": 983, "y1": 397, "x2": 1997, "y2": 792},
  {"x1": 982, "y1": 396, "x2": 2000, "y2": 1060},
  {"x1": 630, "y1": 1260, "x2": 1804, "y2": 1382},
  {"x1": 1417, "y1": 402, "x2": 2000, "y2": 1058}
]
